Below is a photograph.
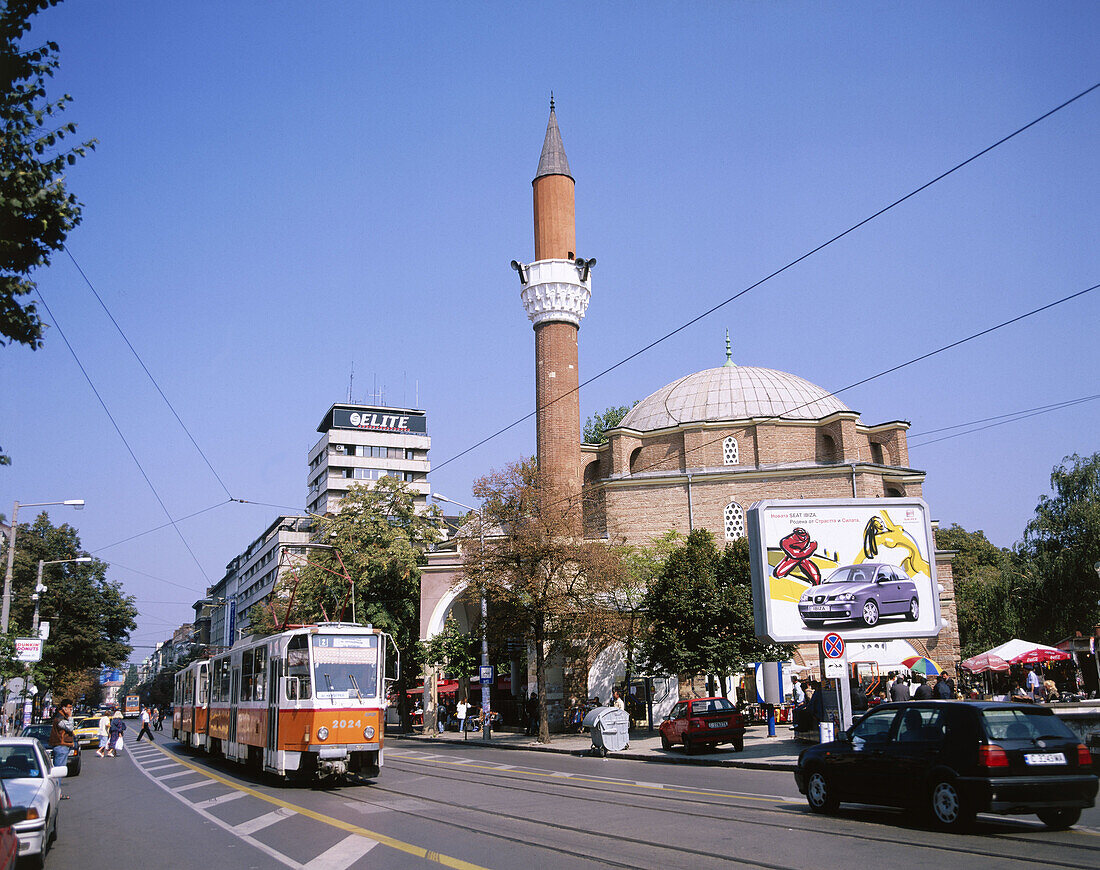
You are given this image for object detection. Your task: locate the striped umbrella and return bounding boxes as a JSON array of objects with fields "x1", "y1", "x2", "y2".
[{"x1": 902, "y1": 656, "x2": 942, "y2": 676}]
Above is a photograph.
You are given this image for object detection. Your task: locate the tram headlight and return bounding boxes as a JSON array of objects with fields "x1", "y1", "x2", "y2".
[
  {"x1": 317, "y1": 726, "x2": 329, "y2": 741},
  {"x1": 363, "y1": 725, "x2": 375, "y2": 740}
]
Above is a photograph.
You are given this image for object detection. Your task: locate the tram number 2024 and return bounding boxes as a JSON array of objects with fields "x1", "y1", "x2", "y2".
[{"x1": 332, "y1": 719, "x2": 362, "y2": 729}]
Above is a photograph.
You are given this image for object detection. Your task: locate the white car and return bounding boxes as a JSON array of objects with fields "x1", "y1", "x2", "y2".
[{"x1": 0, "y1": 738, "x2": 64, "y2": 866}]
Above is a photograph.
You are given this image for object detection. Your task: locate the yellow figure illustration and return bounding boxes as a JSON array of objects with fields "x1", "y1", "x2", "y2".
[{"x1": 855, "y1": 510, "x2": 930, "y2": 577}]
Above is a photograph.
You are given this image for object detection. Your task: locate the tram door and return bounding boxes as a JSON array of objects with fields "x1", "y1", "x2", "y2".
[
  {"x1": 267, "y1": 656, "x2": 281, "y2": 753},
  {"x1": 228, "y1": 667, "x2": 240, "y2": 746}
]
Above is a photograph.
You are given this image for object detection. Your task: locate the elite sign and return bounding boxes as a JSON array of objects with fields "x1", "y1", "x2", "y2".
[{"x1": 747, "y1": 498, "x2": 942, "y2": 644}]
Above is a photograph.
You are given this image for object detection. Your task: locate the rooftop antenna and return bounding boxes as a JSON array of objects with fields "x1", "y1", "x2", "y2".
[
  {"x1": 415, "y1": 379, "x2": 419, "y2": 408},
  {"x1": 348, "y1": 362, "x2": 355, "y2": 403}
]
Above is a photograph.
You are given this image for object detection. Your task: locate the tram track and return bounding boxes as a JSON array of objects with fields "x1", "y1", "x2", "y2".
[{"x1": 383, "y1": 752, "x2": 1100, "y2": 869}]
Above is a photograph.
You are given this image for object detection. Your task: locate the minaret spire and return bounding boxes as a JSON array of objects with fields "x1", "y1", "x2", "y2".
[
  {"x1": 724, "y1": 329, "x2": 735, "y2": 366},
  {"x1": 535, "y1": 96, "x2": 573, "y2": 181}
]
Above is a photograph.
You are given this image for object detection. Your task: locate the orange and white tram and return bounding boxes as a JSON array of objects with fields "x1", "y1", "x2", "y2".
[{"x1": 172, "y1": 622, "x2": 396, "y2": 782}]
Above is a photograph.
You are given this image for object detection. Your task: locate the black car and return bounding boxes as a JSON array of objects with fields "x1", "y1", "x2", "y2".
[
  {"x1": 18, "y1": 724, "x2": 81, "y2": 777},
  {"x1": 794, "y1": 701, "x2": 1097, "y2": 830}
]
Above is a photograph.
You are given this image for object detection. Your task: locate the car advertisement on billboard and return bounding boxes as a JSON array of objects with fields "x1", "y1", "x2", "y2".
[{"x1": 747, "y1": 498, "x2": 942, "y2": 644}]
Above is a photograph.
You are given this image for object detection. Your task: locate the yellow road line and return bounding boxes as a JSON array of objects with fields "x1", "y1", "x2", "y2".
[{"x1": 149, "y1": 744, "x2": 489, "y2": 870}]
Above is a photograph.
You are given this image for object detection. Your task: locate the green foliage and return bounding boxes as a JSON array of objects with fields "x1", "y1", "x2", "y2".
[
  {"x1": 420, "y1": 614, "x2": 478, "y2": 682},
  {"x1": 1, "y1": 511, "x2": 136, "y2": 697},
  {"x1": 582, "y1": 404, "x2": 635, "y2": 444},
  {"x1": 641, "y1": 530, "x2": 789, "y2": 681},
  {"x1": 1, "y1": 0, "x2": 95, "y2": 350},
  {"x1": 1015, "y1": 453, "x2": 1100, "y2": 642}
]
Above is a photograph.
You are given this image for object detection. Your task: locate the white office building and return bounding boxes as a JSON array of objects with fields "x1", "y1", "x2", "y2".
[{"x1": 306, "y1": 403, "x2": 431, "y2": 516}]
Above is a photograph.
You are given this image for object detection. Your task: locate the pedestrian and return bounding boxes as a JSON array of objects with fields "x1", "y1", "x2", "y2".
[
  {"x1": 95, "y1": 708, "x2": 111, "y2": 757},
  {"x1": 1026, "y1": 666, "x2": 1042, "y2": 700},
  {"x1": 850, "y1": 681, "x2": 868, "y2": 711},
  {"x1": 47, "y1": 699, "x2": 76, "y2": 768},
  {"x1": 152, "y1": 706, "x2": 162, "y2": 731},
  {"x1": 135, "y1": 705, "x2": 155, "y2": 742},
  {"x1": 934, "y1": 671, "x2": 955, "y2": 700},
  {"x1": 107, "y1": 711, "x2": 126, "y2": 756},
  {"x1": 913, "y1": 675, "x2": 934, "y2": 700},
  {"x1": 612, "y1": 689, "x2": 625, "y2": 712},
  {"x1": 890, "y1": 674, "x2": 910, "y2": 702},
  {"x1": 456, "y1": 699, "x2": 468, "y2": 734},
  {"x1": 790, "y1": 676, "x2": 806, "y2": 706},
  {"x1": 525, "y1": 692, "x2": 539, "y2": 736}
]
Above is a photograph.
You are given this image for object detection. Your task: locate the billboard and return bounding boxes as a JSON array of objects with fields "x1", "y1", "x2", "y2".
[{"x1": 748, "y1": 498, "x2": 941, "y2": 644}]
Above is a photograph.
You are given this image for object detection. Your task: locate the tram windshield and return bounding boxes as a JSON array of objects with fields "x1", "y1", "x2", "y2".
[{"x1": 312, "y1": 633, "x2": 379, "y2": 699}]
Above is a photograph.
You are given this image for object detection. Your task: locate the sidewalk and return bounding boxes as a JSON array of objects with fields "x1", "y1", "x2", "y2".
[{"x1": 389, "y1": 723, "x2": 804, "y2": 771}]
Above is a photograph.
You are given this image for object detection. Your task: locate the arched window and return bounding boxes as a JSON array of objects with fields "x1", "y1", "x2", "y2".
[
  {"x1": 724, "y1": 501, "x2": 746, "y2": 541},
  {"x1": 870, "y1": 442, "x2": 885, "y2": 465},
  {"x1": 816, "y1": 431, "x2": 837, "y2": 465},
  {"x1": 723, "y1": 435, "x2": 739, "y2": 466},
  {"x1": 629, "y1": 446, "x2": 643, "y2": 475}
]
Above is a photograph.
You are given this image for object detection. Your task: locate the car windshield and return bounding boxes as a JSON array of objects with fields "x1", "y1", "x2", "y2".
[
  {"x1": 982, "y1": 709, "x2": 1078, "y2": 742},
  {"x1": 312, "y1": 633, "x2": 379, "y2": 699},
  {"x1": 79, "y1": 717, "x2": 99, "y2": 729},
  {"x1": 689, "y1": 699, "x2": 735, "y2": 715},
  {"x1": 0, "y1": 746, "x2": 41, "y2": 779},
  {"x1": 823, "y1": 566, "x2": 873, "y2": 585}
]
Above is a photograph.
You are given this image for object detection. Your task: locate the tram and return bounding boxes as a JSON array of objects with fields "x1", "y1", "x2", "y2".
[{"x1": 172, "y1": 622, "x2": 396, "y2": 782}]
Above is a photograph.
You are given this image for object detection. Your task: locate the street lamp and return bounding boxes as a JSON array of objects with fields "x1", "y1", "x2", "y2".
[
  {"x1": 2, "y1": 499, "x2": 85, "y2": 634},
  {"x1": 33, "y1": 557, "x2": 92, "y2": 635},
  {"x1": 434, "y1": 492, "x2": 492, "y2": 740}
]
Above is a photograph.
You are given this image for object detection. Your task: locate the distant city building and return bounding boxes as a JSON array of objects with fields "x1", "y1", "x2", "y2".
[
  {"x1": 204, "y1": 515, "x2": 314, "y2": 647},
  {"x1": 307, "y1": 403, "x2": 431, "y2": 516}
]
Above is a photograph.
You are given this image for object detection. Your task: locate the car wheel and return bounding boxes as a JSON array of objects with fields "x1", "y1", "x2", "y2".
[
  {"x1": 732, "y1": 735, "x2": 744, "y2": 752},
  {"x1": 861, "y1": 600, "x2": 880, "y2": 627},
  {"x1": 806, "y1": 769, "x2": 838, "y2": 814},
  {"x1": 929, "y1": 777, "x2": 974, "y2": 830},
  {"x1": 660, "y1": 732, "x2": 672, "y2": 750},
  {"x1": 906, "y1": 597, "x2": 919, "y2": 621},
  {"x1": 683, "y1": 736, "x2": 694, "y2": 754},
  {"x1": 1037, "y1": 808, "x2": 1081, "y2": 829}
]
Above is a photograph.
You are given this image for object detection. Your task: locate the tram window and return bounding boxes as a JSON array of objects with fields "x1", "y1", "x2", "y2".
[
  {"x1": 254, "y1": 646, "x2": 267, "y2": 702},
  {"x1": 219, "y1": 658, "x2": 230, "y2": 702},
  {"x1": 286, "y1": 635, "x2": 312, "y2": 700},
  {"x1": 197, "y1": 667, "x2": 209, "y2": 705},
  {"x1": 184, "y1": 671, "x2": 194, "y2": 705},
  {"x1": 242, "y1": 649, "x2": 255, "y2": 701}
]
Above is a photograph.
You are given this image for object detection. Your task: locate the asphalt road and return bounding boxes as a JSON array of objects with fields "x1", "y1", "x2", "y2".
[{"x1": 43, "y1": 736, "x2": 1100, "y2": 869}]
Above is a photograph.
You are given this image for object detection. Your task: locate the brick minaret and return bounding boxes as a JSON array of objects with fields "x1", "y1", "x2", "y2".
[{"x1": 514, "y1": 98, "x2": 594, "y2": 519}]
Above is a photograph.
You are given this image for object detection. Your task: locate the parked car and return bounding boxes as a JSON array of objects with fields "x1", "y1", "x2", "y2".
[
  {"x1": 18, "y1": 725, "x2": 80, "y2": 778},
  {"x1": 798, "y1": 562, "x2": 920, "y2": 628},
  {"x1": 0, "y1": 737, "x2": 64, "y2": 865},
  {"x1": 73, "y1": 716, "x2": 102, "y2": 749},
  {"x1": 659, "y1": 697, "x2": 745, "y2": 753},
  {"x1": 0, "y1": 781, "x2": 27, "y2": 870},
  {"x1": 794, "y1": 701, "x2": 1098, "y2": 830}
]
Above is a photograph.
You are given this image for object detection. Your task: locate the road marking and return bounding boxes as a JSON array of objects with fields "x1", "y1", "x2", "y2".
[
  {"x1": 194, "y1": 791, "x2": 248, "y2": 810},
  {"x1": 174, "y1": 779, "x2": 220, "y2": 792},
  {"x1": 158, "y1": 770, "x2": 198, "y2": 780},
  {"x1": 302, "y1": 834, "x2": 377, "y2": 869},
  {"x1": 134, "y1": 743, "x2": 491, "y2": 870},
  {"x1": 144, "y1": 762, "x2": 181, "y2": 771},
  {"x1": 233, "y1": 808, "x2": 297, "y2": 835}
]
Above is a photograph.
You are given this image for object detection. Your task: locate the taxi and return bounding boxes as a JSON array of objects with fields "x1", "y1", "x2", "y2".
[{"x1": 73, "y1": 716, "x2": 103, "y2": 748}]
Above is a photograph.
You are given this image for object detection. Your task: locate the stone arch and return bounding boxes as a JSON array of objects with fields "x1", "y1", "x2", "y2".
[
  {"x1": 816, "y1": 431, "x2": 837, "y2": 464},
  {"x1": 628, "y1": 446, "x2": 643, "y2": 474},
  {"x1": 424, "y1": 578, "x2": 472, "y2": 639}
]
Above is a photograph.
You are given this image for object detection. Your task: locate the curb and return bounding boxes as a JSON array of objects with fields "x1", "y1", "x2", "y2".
[{"x1": 389, "y1": 732, "x2": 798, "y2": 772}]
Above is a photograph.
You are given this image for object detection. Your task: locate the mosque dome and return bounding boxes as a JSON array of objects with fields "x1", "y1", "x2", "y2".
[{"x1": 619, "y1": 359, "x2": 851, "y2": 432}]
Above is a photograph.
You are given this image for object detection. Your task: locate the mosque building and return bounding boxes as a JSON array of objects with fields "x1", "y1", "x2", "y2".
[{"x1": 420, "y1": 101, "x2": 959, "y2": 727}]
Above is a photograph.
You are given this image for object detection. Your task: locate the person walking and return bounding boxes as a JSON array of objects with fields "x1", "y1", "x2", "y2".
[
  {"x1": 913, "y1": 675, "x2": 934, "y2": 700},
  {"x1": 890, "y1": 675, "x2": 910, "y2": 702},
  {"x1": 47, "y1": 699, "x2": 76, "y2": 768},
  {"x1": 95, "y1": 708, "x2": 111, "y2": 757},
  {"x1": 934, "y1": 671, "x2": 955, "y2": 700},
  {"x1": 525, "y1": 692, "x2": 539, "y2": 736},
  {"x1": 456, "y1": 699, "x2": 468, "y2": 734},
  {"x1": 107, "y1": 711, "x2": 126, "y2": 756},
  {"x1": 152, "y1": 706, "x2": 162, "y2": 732},
  {"x1": 135, "y1": 706, "x2": 155, "y2": 742}
]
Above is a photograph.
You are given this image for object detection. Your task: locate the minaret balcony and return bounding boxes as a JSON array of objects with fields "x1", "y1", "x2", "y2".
[{"x1": 519, "y1": 258, "x2": 592, "y2": 327}]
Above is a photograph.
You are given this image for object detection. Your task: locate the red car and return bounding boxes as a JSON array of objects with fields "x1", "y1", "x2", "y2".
[
  {"x1": 0, "y1": 781, "x2": 26, "y2": 870},
  {"x1": 660, "y1": 697, "x2": 746, "y2": 752}
]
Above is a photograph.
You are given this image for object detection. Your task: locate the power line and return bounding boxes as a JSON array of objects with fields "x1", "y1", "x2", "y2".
[
  {"x1": 908, "y1": 393, "x2": 1100, "y2": 449},
  {"x1": 33, "y1": 290, "x2": 210, "y2": 583},
  {"x1": 431, "y1": 80, "x2": 1100, "y2": 474}
]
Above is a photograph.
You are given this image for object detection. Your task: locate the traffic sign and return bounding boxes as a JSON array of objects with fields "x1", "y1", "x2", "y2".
[
  {"x1": 822, "y1": 633, "x2": 845, "y2": 659},
  {"x1": 478, "y1": 665, "x2": 495, "y2": 685}
]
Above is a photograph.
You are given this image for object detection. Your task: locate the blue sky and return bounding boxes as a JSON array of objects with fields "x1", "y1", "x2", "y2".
[{"x1": 2, "y1": 2, "x2": 1097, "y2": 659}]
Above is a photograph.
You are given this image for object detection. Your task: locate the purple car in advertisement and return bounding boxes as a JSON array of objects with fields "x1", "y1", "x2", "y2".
[{"x1": 798, "y1": 562, "x2": 920, "y2": 628}]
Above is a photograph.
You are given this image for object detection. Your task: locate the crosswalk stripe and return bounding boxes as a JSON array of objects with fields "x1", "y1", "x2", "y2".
[
  {"x1": 233, "y1": 808, "x2": 297, "y2": 836},
  {"x1": 302, "y1": 835, "x2": 377, "y2": 870},
  {"x1": 174, "y1": 779, "x2": 220, "y2": 792},
  {"x1": 194, "y1": 791, "x2": 248, "y2": 810}
]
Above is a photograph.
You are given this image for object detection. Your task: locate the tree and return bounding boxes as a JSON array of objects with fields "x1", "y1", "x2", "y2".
[
  {"x1": 1015, "y1": 453, "x2": 1100, "y2": 643},
  {"x1": 937, "y1": 523, "x2": 1029, "y2": 657},
  {"x1": 259, "y1": 477, "x2": 440, "y2": 732},
  {"x1": 582, "y1": 404, "x2": 635, "y2": 445},
  {"x1": 641, "y1": 530, "x2": 789, "y2": 696},
  {"x1": 1, "y1": 511, "x2": 136, "y2": 700},
  {"x1": 1, "y1": 0, "x2": 95, "y2": 350},
  {"x1": 471, "y1": 457, "x2": 625, "y2": 742}
]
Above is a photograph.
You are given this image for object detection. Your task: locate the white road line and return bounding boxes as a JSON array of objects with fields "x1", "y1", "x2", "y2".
[
  {"x1": 174, "y1": 779, "x2": 221, "y2": 793},
  {"x1": 492, "y1": 764, "x2": 516, "y2": 770},
  {"x1": 157, "y1": 770, "x2": 198, "y2": 781},
  {"x1": 302, "y1": 834, "x2": 377, "y2": 869},
  {"x1": 233, "y1": 808, "x2": 297, "y2": 835},
  {"x1": 143, "y1": 762, "x2": 180, "y2": 771},
  {"x1": 194, "y1": 791, "x2": 248, "y2": 810}
]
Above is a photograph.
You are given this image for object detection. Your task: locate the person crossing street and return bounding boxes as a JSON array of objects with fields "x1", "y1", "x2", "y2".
[{"x1": 135, "y1": 705, "x2": 155, "y2": 742}]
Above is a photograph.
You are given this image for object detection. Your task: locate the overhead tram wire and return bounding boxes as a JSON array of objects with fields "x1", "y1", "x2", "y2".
[
  {"x1": 431, "y1": 80, "x2": 1100, "y2": 475},
  {"x1": 64, "y1": 245, "x2": 236, "y2": 502},
  {"x1": 93, "y1": 498, "x2": 233, "y2": 551},
  {"x1": 33, "y1": 290, "x2": 211, "y2": 583},
  {"x1": 906, "y1": 393, "x2": 1100, "y2": 440},
  {"x1": 907, "y1": 393, "x2": 1100, "y2": 450}
]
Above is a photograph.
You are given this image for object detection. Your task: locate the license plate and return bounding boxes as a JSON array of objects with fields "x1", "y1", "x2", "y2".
[
  {"x1": 1024, "y1": 752, "x2": 1066, "y2": 766},
  {"x1": 707, "y1": 720, "x2": 728, "y2": 729},
  {"x1": 807, "y1": 606, "x2": 828, "y2": 612}
]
